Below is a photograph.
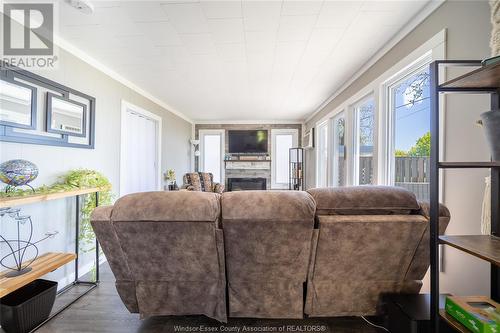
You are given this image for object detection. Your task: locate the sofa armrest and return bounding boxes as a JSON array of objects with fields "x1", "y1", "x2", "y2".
[
  {"x1": 213, "y1": 183, "x2": 224, "y2": 193},
  {"x1": 417, "y1": 201, "x2": 451, "y2": 220},
  {"x1": 90, "y1": 206, "x2": 133, "y2": 281}
]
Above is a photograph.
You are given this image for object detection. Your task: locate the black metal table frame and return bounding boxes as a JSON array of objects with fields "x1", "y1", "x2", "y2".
[{"x1": 30, "y1": 191, "x2": 101, "y2": 332}]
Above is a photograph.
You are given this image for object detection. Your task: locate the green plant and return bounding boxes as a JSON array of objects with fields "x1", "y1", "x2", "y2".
[
  {"x1": 164, "y1": 169, "x2": 176, "y2": 184},
  {"x1": 0, "y1": 169, "x2": 113, "y2": 278},
  {"x1": 60, "y1": 170, "x2": 113, "y2": 253}
]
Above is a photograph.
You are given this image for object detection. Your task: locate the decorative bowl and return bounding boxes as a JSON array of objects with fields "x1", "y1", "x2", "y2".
[{"x1": 0, "y1": 159, "x2": 39, "y2": 187}]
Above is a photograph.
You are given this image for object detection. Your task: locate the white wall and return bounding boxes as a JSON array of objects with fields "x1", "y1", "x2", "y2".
[
  {"x1": 304, "y1": 1, "x2": 492, "y2": 296},
  {"x1": 0, "y1": 46, "x2": 192, "y2": 286}
]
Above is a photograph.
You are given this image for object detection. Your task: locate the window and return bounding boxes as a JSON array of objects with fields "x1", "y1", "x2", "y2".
[
  {"x1": 271, "y1": 129, "x2": 298, "y2": 189},
  {"x1": 316, "y1": 121, "x2": 328, "y2": 187},
  {"x1": 199, "y1": 130, "x2": 225, "y2": 183},
  {"x1": 353, "y1": 97, "x2": 375, "y2": 185},
  {"x1": 388, "y1": 65, "x2": 430, "y2": 200},
  {"x1": 332, "y1": 113, "x2": 346, "y2": 187}
]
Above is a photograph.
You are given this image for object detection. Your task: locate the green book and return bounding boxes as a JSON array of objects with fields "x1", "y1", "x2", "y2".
[
  {"x1": 445, "y1": 296, "x2": 499, "y2": 333},
  {"x1": 482, "y1": 55, "x2": 500, "y2": 67}
]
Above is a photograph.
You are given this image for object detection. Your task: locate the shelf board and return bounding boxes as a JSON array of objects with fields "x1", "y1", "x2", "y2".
[
  {"x1": 0, "y1": 186, "x2": 106, "y2": 208},
  {"x1": 439, "y1": 61, "x2": 500, "y2": 89},
  {"x1": 224, "y1": 160, "x2": 270, "y2": 163},
  {"x1": 439, "y1": 162, "x2": 500, "y2": 169},
  {"x1": 0, "y1": 252, "x2": 76, "y2": 298},
  {"x1": 439, "y1": 310, "x2": 470, "y2": 333},
  {"x1": 439, "y1": 235, "x2": 500, "y2": 266}
]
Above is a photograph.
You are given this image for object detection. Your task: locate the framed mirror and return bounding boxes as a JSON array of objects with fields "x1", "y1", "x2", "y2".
[
  {"x1": 0, "y1": 78, "x2": 37, "y2": 129},
  {"x1": 46, "y1": 93, "x2": 87, "y2": 137}
]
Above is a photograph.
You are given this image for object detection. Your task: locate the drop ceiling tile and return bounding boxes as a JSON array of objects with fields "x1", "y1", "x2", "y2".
[
  {"x1": 208, "y1": 18, "x2": 245, "y2": 43},
  {"x1": 180, "y1": 33, "x2": 217, "y2": 55},
  {"x1": 307, "y1": 28, "x2": 344, "y2": 52},
  {"x1": 122, "y1": 2, "x2": 169, "y2": 22},
  {"x1": 135, "y1": 21, "x2": 182, "y2": 46},
  {"x1": 277, "y1": 15, "x2": 317, "y2": 42},
  {"x1": 245, "y1": 30, "x2": 277, "y2": 53},
  {"x1": 281, "y1": 1, "x2": 323, "y2": 16},
  {"x1": 201, "y1": 1, "x2": 242, "y2": 19},
  {"x1": 242, "y1": 1, "x2": 282, "y2": 31},
  {"x1": 216, "y1": 43, "x2": 246, "y2": 61},
  {"x1": 108, "y1": 23, "x2": 143, "y2": 37},
  {"x1": 316, "y1": 1, "x2": 362, "y2": 28},
  {"x1": 161, "y1": 3, "x2": 209, "y2": 33}
]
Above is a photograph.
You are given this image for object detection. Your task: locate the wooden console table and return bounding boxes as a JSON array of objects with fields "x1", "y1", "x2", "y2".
[{"x1": 0, "y1": 187, "x2": 105, "y2": 332}]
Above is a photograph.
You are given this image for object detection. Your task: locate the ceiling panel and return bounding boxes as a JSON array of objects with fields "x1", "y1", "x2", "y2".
[{"x1": 56, "y1": 0, "x2": 431, "y2": 121}]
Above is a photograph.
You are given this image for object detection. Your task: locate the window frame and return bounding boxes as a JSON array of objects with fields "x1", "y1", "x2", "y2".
[
  {"x1": 351, "y1": 94, "x2": 376, "y2": 186},
  {"x1": 331, "y1": 111, "x2": 346, "y2": 187},
  {"x1": 381, "y1": 52, "x2": 433, "y2": 186},
  {"x1": 271, "y1": 128, "x2": 298, "y2": 189},
  {"x1": 198, "y1": 129, "x2": 225, "y2": 183},
  {"x1": 315, "y1": 120, "x2": 329, "y2": 187}
]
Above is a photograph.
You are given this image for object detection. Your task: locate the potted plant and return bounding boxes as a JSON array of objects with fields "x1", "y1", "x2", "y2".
[
  {"x1": 164, "y1": 169, "x2": 177, "y2": 191},
  {"x1": 479, "y1": 111, "x2": 500, "y2": 161}
]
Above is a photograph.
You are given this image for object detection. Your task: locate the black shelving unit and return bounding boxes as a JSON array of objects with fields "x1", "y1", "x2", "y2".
[
  {"x1": 429, "y1": 60, "x2": 500, "y2": 332},
  {"x1": 289, "y1": 147, "x2": 304, "y2": 190}
]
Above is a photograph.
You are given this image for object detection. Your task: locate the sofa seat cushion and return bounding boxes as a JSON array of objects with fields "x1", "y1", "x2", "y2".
[{"x1": 307, "y1": 186, "x2": 419, "y2": 215}]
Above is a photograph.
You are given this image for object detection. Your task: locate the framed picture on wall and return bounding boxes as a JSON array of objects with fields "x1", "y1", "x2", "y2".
[
  {"x1": 46, "y1": 92, "x2": 87, "y2": 137},
  {"x1": 0, "y1": 78, "x2": 37, "y2": 129}
]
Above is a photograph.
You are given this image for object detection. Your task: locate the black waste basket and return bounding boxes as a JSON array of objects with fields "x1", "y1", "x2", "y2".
[{"x1": 1, "y1": 279, "x2": 57, "y2": 333}]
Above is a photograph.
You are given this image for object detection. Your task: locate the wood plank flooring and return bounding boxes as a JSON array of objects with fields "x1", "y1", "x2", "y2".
[{"x1": 1, "y1": 263, "x2": 386, "y2": 333}]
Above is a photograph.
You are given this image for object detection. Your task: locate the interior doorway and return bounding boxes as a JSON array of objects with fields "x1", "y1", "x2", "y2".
[{"x1": 120, "y1": 101, "x2": 162, "y2": 196}]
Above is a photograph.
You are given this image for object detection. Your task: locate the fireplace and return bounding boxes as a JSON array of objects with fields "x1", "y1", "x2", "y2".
[{"x1": 227, "y1": 178, "x2": 267, "y2": 191}]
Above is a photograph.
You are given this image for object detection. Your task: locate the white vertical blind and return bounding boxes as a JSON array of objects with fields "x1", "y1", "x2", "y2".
[{"x1": 122, "y1": 110, "x2": 158, "y2": 195}]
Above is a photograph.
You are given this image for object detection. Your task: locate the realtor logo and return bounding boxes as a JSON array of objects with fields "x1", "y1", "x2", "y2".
[{"x1": 2, "y1": 2, "x2": 58, "y2": 69}]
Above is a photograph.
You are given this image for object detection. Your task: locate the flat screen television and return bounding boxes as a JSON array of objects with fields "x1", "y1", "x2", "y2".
[{"x1": 228, "y1": 130, "x2": 268, "y2": 154}]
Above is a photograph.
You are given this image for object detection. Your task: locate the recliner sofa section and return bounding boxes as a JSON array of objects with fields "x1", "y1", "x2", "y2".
[
  {"x1": 91, "y1": 191, "x2": 227, "y2": 322},
  {"x1": 305, "y1": 186, "x2": 450, "y2": 317},
  {"x1": 221, "y1": 191, "x2": 316, "y2": 318},
  {"x1": 90, "y1": 186, "x2": 450, "y2": 322}
]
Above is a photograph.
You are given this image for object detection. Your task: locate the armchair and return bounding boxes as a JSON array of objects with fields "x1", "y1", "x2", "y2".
[{"x1": 182, "y1": 172, "x2": 224, "y2": 193}]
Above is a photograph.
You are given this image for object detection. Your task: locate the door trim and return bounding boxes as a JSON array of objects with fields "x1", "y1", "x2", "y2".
[{"x1": 120, "y1": 100, "x2": 162, "y2": 196}]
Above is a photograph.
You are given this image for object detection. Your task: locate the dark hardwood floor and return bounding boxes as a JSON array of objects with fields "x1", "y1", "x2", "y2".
[{"x1": 4, "y1": 263, "x2": 386, "y2": 333}]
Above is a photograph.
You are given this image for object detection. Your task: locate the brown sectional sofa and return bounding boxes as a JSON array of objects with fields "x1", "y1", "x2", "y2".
[{"x1": 90, "y1": 186, "x2": 450, "y2": 323}]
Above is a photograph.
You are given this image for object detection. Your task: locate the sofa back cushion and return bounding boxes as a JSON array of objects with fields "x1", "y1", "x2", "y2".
[
  {"x1": 307, "y1": 186, "x2": 419, "y2": 215},
  {"x1": 221, "y1": 191, "x2": 316, "y2": 318}
]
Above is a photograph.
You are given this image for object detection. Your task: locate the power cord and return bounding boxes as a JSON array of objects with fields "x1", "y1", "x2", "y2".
[{"x1": 360, "y1": 316, "x2": 390, "y2": 332}]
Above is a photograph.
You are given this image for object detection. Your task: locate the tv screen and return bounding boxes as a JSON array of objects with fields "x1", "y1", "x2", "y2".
[{"x1": 228, "y1": 130, "x2": 268, "y2": 154}]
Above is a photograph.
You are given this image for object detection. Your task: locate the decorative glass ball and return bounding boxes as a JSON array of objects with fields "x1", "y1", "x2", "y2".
[{"x1": 0, "y1": 159, "x2": 39, "y2": 187}]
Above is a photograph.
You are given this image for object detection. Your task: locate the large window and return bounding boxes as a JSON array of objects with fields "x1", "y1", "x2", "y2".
[
  {"x1": 316, "y1": 121, "x2": 328, "y2": 187},
  {"x1": 199, "y1": 130, "x2": 225, "y2": 183},
  {"x1": 389, "y1": 65, "x2": 430, "y2": 200},
  {"x1": 332, "y1": 113, "x2": 346, "y2": 187},
  {"x1": 271, "y1": 129, "x2": 298, "y2": 189},
  {"x1": 353, "y1": 97, "x2": 375, "y2": 185}
]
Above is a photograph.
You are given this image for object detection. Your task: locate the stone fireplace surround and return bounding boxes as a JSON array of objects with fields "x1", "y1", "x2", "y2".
[{"x1": 194, "y1": 124, "x2": 302, "y2": 190}]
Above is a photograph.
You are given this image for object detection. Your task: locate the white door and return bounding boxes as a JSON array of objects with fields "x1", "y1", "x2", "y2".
[
  {"x1": 271, "y1": 129, "x2": 298, "y2": 189},
  {"x1": 120, "y1": 102, "x2": 161, "y2": 196},
  {"x1": 199, "y1": 130, "x2": 225, "y2": 183}
]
